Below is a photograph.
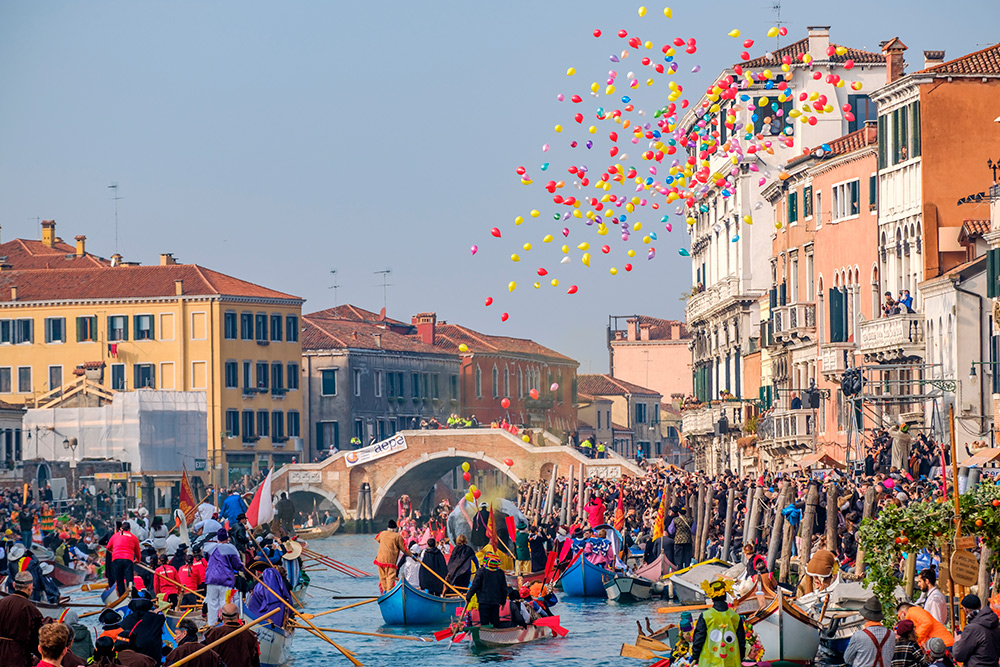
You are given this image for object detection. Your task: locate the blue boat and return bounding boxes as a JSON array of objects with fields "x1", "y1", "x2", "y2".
[
  {"x1": 377, "y1": 579, "x2": 463, "y2": 625},
  {"x1": 558, "y1": 556, "x2": 614, "y2": 597}
]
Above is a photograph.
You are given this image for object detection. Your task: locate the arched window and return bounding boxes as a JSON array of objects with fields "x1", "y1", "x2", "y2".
[
  {"x1": 475, "y1": 366, "x2": 483, "y2": 398},
  {"x1": 491, "y1": 366, "x2": 499, "y2": 398}
]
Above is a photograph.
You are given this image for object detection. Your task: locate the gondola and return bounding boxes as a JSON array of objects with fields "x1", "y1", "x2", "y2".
[
  {"x1": 557, "y1": 556, "x2": 614, "y2": 597},
  {"x1": 605, "y1": 575, "x2": 653, "y2": 602},
  {"x1": 50, "y1": 562, "x2": 88, "y2": 587},
  {"x1": 467, "y1": 619, "x2": 563, "y2": 650},
  {"x1": 377, "y1": 578, "x2": 463, "y2": 625},
  {"x1": 242, "y1": 612, "x2": 293, "y2": 667},
  {"x1": 293, "y1": 517, "x2": 342, "y2": 541},
  {"x1": 744, "y1": 589, "x2": 821, "y2": 662},
  {"x1": 664, "y1": 558, "x2": 732, "y2": 603},
  {"x1": 505, "y1": 570, "x2": 546, "y2": 587},
  {"x1": 634, "y1": 553, "x2": 673, "y2": 581}
]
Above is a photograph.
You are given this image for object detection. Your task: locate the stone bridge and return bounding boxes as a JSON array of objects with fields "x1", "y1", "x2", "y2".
[{"x1": 270, "y1": 429, "x2": 643, "y2": 520}]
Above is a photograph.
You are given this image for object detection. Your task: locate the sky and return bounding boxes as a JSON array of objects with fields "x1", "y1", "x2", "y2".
[{"x1": 1, "y1": 1, "x2": 997, "y2": 375}]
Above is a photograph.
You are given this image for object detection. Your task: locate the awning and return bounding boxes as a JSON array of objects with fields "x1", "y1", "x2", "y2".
[
  {"x1": 785, "y1": 451, "x2": 846, "y2": 471},
  {"x1": 963, "y1": 448, "x2": 1000, "y2": 468}
]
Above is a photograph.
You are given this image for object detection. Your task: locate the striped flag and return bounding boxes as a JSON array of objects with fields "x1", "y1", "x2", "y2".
[{"x1": 651, "y1": 488, "x2": 667, "y2": 541}]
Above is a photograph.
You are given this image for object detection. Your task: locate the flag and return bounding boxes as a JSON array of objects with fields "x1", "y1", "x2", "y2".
[
  {"x1": 651, "y1": 488, "x2": 667, "y2": 541},
  {"x1": 246, "y1": 469, "x2": 274, "y2": 528},
  {"x1": 178, "y1": 469, "x2": 197, "y2": 524},
  {"x1": 613, "y1": 492, "x2": 625, "y2": 532}
]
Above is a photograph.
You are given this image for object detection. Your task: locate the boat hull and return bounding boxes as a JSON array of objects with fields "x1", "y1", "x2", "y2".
[
  {"x1": 377, "y1": 579, "x2": 463, "y2": 626},
  {"x1": 254, "y1": 623, "x2": 292, "y2": 667},
  {"x1": 294, "y1": 517, "x2": 341, "y2": 541},
  {"x1": 666, "y1": 559, "x2": 731, "y2": 603},
  {"x1": 506, "y1": 570, "x2": 546, "y2": 587},
  {"x1": 51, "y1": 563, "x2": 87, "y2": 587},
  {"x1": 634, "y1": 554, "x2": 672, "y2": 581},
  {"x1": 746, "y1": 593, "x2": 821, "y2": 662},
  {"x1": 558, "y1": 557, "x2": 613, "y2": 597},
  {"x1": 469, "y1": 623, "x2": 554, "y2": 649},
  {"x1": 605, "y1": 576, "x2": 653, "y2": 602}
]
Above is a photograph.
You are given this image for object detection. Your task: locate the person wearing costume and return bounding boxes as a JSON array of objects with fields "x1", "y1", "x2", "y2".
[{"x1": 691, "y1": 577, "x2": 745, "y2": 667}]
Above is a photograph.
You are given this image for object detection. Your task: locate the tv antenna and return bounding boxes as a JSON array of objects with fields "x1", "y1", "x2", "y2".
[
  {"x1": 374, "y1": 268, "x2": 392, "y2": 311},
  {"x1": 107, "y1": 183, "x2": 123, "y2": 252},
  {"x1": 771, "y1": 0, "x2": 784, "y2": 47},
  {"x1": 327, "y1": 269, "x2": 340, "y2": 305}
]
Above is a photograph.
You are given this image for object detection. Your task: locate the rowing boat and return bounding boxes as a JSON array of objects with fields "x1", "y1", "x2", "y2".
[
  {"x1": 505, "y1": 570, "x2": 546, "y2": 587},
  {"x1": 467, "y1": 621, "x2": 561, "y2": 650},
  {"x1": 294, "y1": 517, "x2": 342, "y2": 541},
  {"x1": 377, "y1": 578, "x2": 463, "y2": 625},
  {"x1": 605, "y1": 575, "x2": 653, "y2": 602},
  {"x1": 50, "y1": 562, "x2": 88, "y2": 587},
  {"x1": 558, "y1": 556, "x2": 614, "y2": 597},
  {"x1": 744, "y1": 589, "x2": 821, "y2": 662},
  {"x1": 664, "y1": 558, "x2": 732, "y2": 603},
  {"x1": 634, "y1": 553, "x2": 673, "y2": 581},
  {"x1": 241, "y1": 612, "x2": 293, "y2": 667}
]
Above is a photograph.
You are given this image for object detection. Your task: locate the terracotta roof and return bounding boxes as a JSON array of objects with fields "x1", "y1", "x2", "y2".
[
  {"x1": 632, "y1": 315, "x2": 689, "y2": 340},
  {"x1": 578, "y1": 374, "x2": 660, "y2": 397},
  {"x1": 738, "y1": 37, "x2": 884, "y2": 69},
  {"x1": 961, "y1": 219, "x2": 991, "y2": 239},
  {"x1": 306, "y1": 304, "x2": 407, "y2": 327},
  {"x1": 578, "y1": 392, "x2": 611, "y2": 404},
  {"x1": 786, "y1": 127, "x2": 877, "y2": 167},
  {"x1": 0, "y1": 265, "x2": 301, "y2": 302},
  {"x1": 0, "y1": 399, "x2": 24, "y2": 412},
  {"x1": 611, "y1": 422, "x2": 633, "y2": 433},
  {"x1": 918, "y1": 43, "x2": 1000, "y2": 75},
  {"x1": 0, "y1": 238, "x2": 111, "y2": 270},
  {"x1": 426, "y1": 323, "x2": 577, "y2": 364},
  {"x1": 302, "y1": 316, "x2": 452, "y2": 355}
]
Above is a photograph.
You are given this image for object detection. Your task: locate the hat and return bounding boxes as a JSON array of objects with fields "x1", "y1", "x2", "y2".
[
  {"x1": 805, "y1": 549, "x2": 837, "y2": 579},
  {"x1": 860, "y1": 596, "x2": 884, "y2": 622},
  {"x1": 40, "y1": 562, "x2": 54, "y2": 575},
  {"x1": 248, "y1": 560, "x2": 270, "y2": 573},
  {"x1": 961, "y1": 594, "x2": 982, "y2": 610},
  {"x1": 484, "y1": 555, "x2": 502, "y2": 571},
  {"x1": 237, "y1": 513, "x2": 247, "y2": 521},
  {"x1": 699, "y1": 576, "x2": 733, "y2": 599},
  {"x1": 680, "y1": 611, "x2": 693, "y2": 632},
  {"x1": 216, "y1": 528, "x2": 229, "y2": 541},
  {"x1": 7, "y1": 543, "x2": 25, "y2": 561},
  {"x1": 927, "y1": 638, "x2": 947, "y2": 659},
  {"x1": 98, "y1": 609, "x2": 123, "y2": 626},
  {"x1": 281, "y1": 540, "x2": 303, "y2": 561},
  {"x1": 13, "y1": 571, "x2": 33, "y2": 586},
  {"x1": 895, "y1": 619, "x2": 915, "y2": 636},
  {"x1": 557, "y1": 527, "x2": 568, "y2": 537}
]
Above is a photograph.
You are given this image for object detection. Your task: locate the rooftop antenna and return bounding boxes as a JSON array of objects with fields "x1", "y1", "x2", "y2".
[
  {"x1": 771, "y1": 0, "x2": 784, "y2": 48},
  {"x1": 374, "y1": 268, "x2": 392, "y2": 312},
  {"x1": 107, "y1": 182, "x2": 123, "y2": 252},
  {"x1": 327, "y1": 269, "x2": 340, "y2": 305}
]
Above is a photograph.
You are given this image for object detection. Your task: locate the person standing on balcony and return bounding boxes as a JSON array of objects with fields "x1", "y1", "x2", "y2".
[{"x1": 790, "y1": 392, "x2": 802, "y2": 410}]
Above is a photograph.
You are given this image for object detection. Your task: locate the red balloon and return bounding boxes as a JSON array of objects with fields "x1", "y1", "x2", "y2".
[
  {"x1": 529, "y1": 388, "x2": 539, "y2": 400},
  {"x1": 743, "y1": 39, "x2": 754, "y2": 48},
  {"x1": 567, "y1": 285, "x2": 578, "y2": 294},
  {"x1": 515, "y1": 166, "x2": 525, "y2": 175},
  {"x1": 625, "y1": 263, "x2": 633, "y2": 272},
  {"x1": 574, "y1": 113, "x2": 584, "y2": 124},
  {"x1": 618, "y1": 29, "x2": 628, "y2": 38},
  {"x1": 485, "y1": 297, "x2": 493, "y2": 306},
  {"x1": 501, "y1": 397, "x2": 511, "y2": 409},
  {"x1": 628, "y1": 37, "x2": 640, "y2": 49},
  {"x1": 536, "y1": 268, "x2": 548, "y2": 276},
  {"x1": 503, "y1": 458, "x2": 514, "y2": 466},
  {"x1": 593, "y1": 29, "x2": 602, "y2": 37},
  {"x1": 472, "y1": 489, "x2": 482, "y2": 499},
  {"x1": 501, "y1": 312, "x2": 509, "y2": 322},
  {"x1": 601, "y1": 245, "x2": 610, "y2": 254},
  {"x1": 490, "y1": 227, "x2": 501, "y2": 238},
  {"x1": 462, "y1": 471, "x2": 471, "y2": 482}
]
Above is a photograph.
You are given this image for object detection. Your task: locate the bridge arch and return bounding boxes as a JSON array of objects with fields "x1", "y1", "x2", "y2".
[
  {"x1": 286, "y1": 483, "x2": 348, "y2": 520},
  {"x1": 370, "y1": 450, "x2": 522, "y2": 518}
]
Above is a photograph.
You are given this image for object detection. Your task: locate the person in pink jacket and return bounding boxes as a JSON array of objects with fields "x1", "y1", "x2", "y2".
[
  {"x1": 107, "y1": 521, "x2": 140, "y2": 596},
  {"x1": 585, "y1": 496, "x2": 606, "y2": 528}
]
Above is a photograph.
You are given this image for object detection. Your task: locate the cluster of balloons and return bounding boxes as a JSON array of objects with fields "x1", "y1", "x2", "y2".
[
  {"x1": 461, "y1": 462, "x2": 482, "y2": 502},
  {"x1": 472, "y1": 5, "x2": 869, "y2": 321}
]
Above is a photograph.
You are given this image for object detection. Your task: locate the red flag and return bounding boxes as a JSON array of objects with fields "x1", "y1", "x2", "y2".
[
  {"x1": 246, "y1": 470, "x2": 274, "y2": 528},
  {"x1": 179, "y1": 469, "x2": 197, "y2": 524},
  {"x1": 613, "y1": 492, "x2": 625, "y2": 532}
]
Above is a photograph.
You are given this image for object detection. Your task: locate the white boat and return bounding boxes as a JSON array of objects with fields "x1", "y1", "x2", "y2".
[
  {"x1": 745, "y1": 589, "x2": 821, "y2": 662},
  {"x1": 664, "y1": 559, "x2": 732, "y2": 603},
  {"x1": 605, "y1": 576, "x2": 653, "y2": 602},
  {"x1": 250, "y1": 618, "x2": 293, "y2": 667}
]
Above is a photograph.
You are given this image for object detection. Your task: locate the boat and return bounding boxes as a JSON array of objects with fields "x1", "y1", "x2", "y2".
[
  {"x1": 244, "y1": 615, "x2": 293, "y2": 667},
  {"x1": 605, "y1": 575, "x2": 653, "y2": 602},
  {"x1": 50, "y1": 562, "x2": 88, "y2": 587},
  {"x1": 0, "y1": 587, "x2": 69, "y2": 619},
  {"x1": 634, "y1": 554, "x2": 673, "y2": 582},
  {"x1": 31, "y1": 544, "x2": 55, "y2": 562},
  {"x1": 744, "y1": 589, "x2": 821, "y2": 662},
  {"x1": 505, "y1": 570, "x2": 547, "y2": 587},
  {"x1": 377, "y1": 578, "x2": 463, "y2": 625},
  {"x1": 467, "y1": 620, "x2": 562, "y2": 650},
  {"x1": 294, "y1": 517, "x2": 342, "y2": 541},
  {"x1": 664, "y1": 558, "x2": 732, "y2": 603},
  {"x1": 558, "y1": 556, "x2": 614, "y2": 597}
]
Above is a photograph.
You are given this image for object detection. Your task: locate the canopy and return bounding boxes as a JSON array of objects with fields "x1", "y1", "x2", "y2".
[
  {"x1": 784, "y1": 452, "x2": 846, "y2": 471},
  {"x1": 963, "y1": 447, "x2": 1000, "y2": 468}
]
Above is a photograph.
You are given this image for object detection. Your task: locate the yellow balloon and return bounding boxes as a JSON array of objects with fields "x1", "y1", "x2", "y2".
[
  {"x1": 523, "y1": 242, "x2": 532, "y2": 251},
  {"x1": 597, "y1": 224, "x2": 609, "y2": 236},
  {"x1": 663, "y1": 7, "x2": 672, "y2": 18},
  {"x1": 627, "y1": 249, "x2": 636, "y2": 257},
  {"x1": 561, "y1": 245, "x2": 569, "y2": 253},
  {"x1": 533, "y1": 282, "x2": 541, "y2": 289},
  {"x1": 508, "y1": 281, "x2": 517, "y2": 292},
  {"x1": 458, "y1": 344, "x2": 469, "y2": 353},
  {"x1": 633, "y1": 221, "x2": 643, "y2": 231},
  {"x1": 588, "y1": 125, "x2": 597, "y2": 134},
  {"x1": 767, "y1": 26, "x2": 779, "y2": 37},
  {"x1": 644, "y1": 41, "x2": 653, "y2": 49},
  {"x1": 582, "y1": 253, "x2": 591, "y2": 267},
  {"x1": 566, "y1": 67, "x2": 576, "y2": 76},
  {"x1": 530, "y1": 209, "x2": 540, "y2": 218},
  {"x1": 610, "y1": 267, "x2": 618, "y2": 275},
  {"x1": 514, "y1": 215, "x2": 524, "y2": 225},
  {"x1": 638, "y1": 5, "x2": 647, "y2": 16},
  {"x1": 577, "y1": 242, "x2": 589, "y2": 250},
  {"x1": 462, "y1": 462, "x2": 470, "y2": 472},
  {"x1": 606, "y1": 84, "x2": 616, "y2": 95},
  {"x1": 550, "y1": 278, "x2": 559, "y2": 287},
  {"x1": 543, "y1": 234, "x2": 553, "y2": 243},
  {"x1": 728, "y1": 28, "x2": 741, "y2": 38},
  {"x1": 743, "y1": 215, "x2": 753, "y2": 225},
  {"x1": 510, "y1": 254, "x2": 520, "y2": 262},
  {"x1": 522, "y1": 434, "x2": 531, "y2": 443},
  {"x1": 642, "y1": 235, "x2": 651, "y2": 244},
  {"x1": 591, "y1": 82, "x2": 599, "y2": 93},
  {"x1": 554, "y1": 124, "x2": 563, "y2": 133}
]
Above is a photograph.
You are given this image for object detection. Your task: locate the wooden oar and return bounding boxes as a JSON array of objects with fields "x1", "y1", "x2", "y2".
[
  {"x1": 637, "y1": 634, "x2": 670, "y2": 652},
  {"x1": 307, "y1": 598, "x2": 378, "y2": 619},
  {"x1": 656, "y1": 602, "x2": 710, "y2": 614},
  {"x1": 166, "y1": 607, "x2": 280, "y2": 667},
  {"x1": 242, "y1": 566, "x2": 362, "y2": 666},
  {"x1": 81, "y1": 582, "x2": 109, "y2": 592},
  {"x1": 303, "y1": 549, "x2": 372, "y2": 578},
  {"x1": 620, "y1": 643, "x2": 666, "y2": 660},
  {"x1": 135, "y1": 562, "x2": 204, "y2": 601},
  {"x1": 79, "y1": 590, "x2": 129, "y2": 619},
  {"x1": 290, "y1": 622, "x2": 430, "y2": 642}
]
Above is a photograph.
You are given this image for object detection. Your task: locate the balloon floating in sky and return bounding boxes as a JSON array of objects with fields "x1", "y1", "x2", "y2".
[{"x1": 470, "y1": 245, "x2": 478, "y2": 255}]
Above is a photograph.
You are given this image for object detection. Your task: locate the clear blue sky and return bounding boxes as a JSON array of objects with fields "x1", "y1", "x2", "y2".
[{"x1": 1, "y1": 1, "x2": 996, "y2": 374}]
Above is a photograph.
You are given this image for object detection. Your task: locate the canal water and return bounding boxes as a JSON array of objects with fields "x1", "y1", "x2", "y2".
[{"x1": 291, "y1": 533, "x2": 680, "y2": 667}]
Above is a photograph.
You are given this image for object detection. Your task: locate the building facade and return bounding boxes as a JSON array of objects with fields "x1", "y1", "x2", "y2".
[
  {"x1": 607, "y1": 315, "x2": 692, "y2": 399},
  {"x1": 578, "y1": 374, "x2": 662, "y2": 458}
]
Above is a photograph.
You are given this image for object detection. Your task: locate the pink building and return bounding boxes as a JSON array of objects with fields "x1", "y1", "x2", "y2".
[{"x1": 607, "y1": 315, "x2": 691, "y2": 400}]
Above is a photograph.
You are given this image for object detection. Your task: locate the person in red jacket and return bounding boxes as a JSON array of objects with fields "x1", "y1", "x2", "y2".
[
  {"x1": 177, "y1": 553, "x2": 204, "y2": 606},
  {"x1": 107, "y1": 521, "x2": 141, "y2": 596},
  {"x1": 153, "y1": 554, "x2": 180, "y2": 608}
]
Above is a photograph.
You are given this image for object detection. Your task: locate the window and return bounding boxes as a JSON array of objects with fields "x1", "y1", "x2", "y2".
[
  {"x1": 255, "y1": 362, "x2": 269, "y2": 389},
  {"x1": 287, "y1": 363, "x2": 299, "y2": 390},
  {"x1": 242, "y1": 361, "x2": 253, "y2": 390},
  {"x1": 412, "y1": 372, "x2": 421, "y2": 399},
  {"x1": 450, "y1": 375, "x2": 458, "y2": 400},
  {"x1": 17, "y1": 367, "x2": 31, "y2": 393},
  {"x1": 288, "y1": 411, "x2": 300, "y2": 438},
  {"x1": 475, "y1": 366, "x2": 482, "y2": 398},
  {"x1": 504, "y1": 369, "x2": 510, "y2": 398},
  {"x1": 254, "y1": 314, "x2": 267, "y2": 342},
  {"x1": 0, "y1": 367, "x2": 10, "y2": 393},
  {"x1": 272, "y1": 411, "x2": 285, "y2": 440},
  {"x1": 224, "y1": 312, "x2": 238, "y2": 340},
  {"x1": 76, "y1": 316, "x2": 97, "y2": 342},
  {"x1": 321, "y1": 369, "x2": 337, "y2": 396},
  {"x1": 225, "y1": 409, "x2": 240, "y2": 437},
  {"x1": 242, "y1": 410, "x2": 256, "y2": 440},
  {"x1": 832, "y1": 180, "x2": 860, "y2": 221},
  {"x1": 806, "y1": 253, "x2": 815, "y2": 301},
  {"x1": 270, "y1": 314, "x2": 283, "y2": 342},
  {"x1": 432, "y1": 374, "x2": 440, "y2": 399},
  {"x1": 240, "y1": 313, "x2": 253, "y2": 340},
  {"x1": 271, "y1": 362, "x2": 283, "y2": 391},
  {"x1": 354, "y1": 419, "x2": 364, "y2": 442},
  {"x1": 134, "y1": 364, "x2": 155, "y2": 389},
  {"x1": 491, "y1": 367, "x2": 499, "y2": 398},
  {"x1": 517, "y1": 368, "x2": 523, "y2": 397},
  {"x1": 286, "y1": 315, "x2": 299, "y2": 342},
  {"x1": 44, "y1": 318, "x2": 65, "y2": 344},
  {"x1": 869, "y1": 175, "x2": 877, "y2": 208},
  {"x1": 387, "y1": 371, "x2": 400, "y2": 397},
  {"x1": 225, "y1": 361, "x2": 238, "y2": 388},
  {"x1": 111, "y1": 363, "x2": 125, "y2": 391},
  {"x1": 108, "y1": 315, "x2": 128, "y2": 342},
  {"x1": 597, "y1": 410, "x2": 602, "y2": 430},
  {"x1": 803, "y1": 186, "x2": 813, "y2": 219},
  {"x1": 787, "y1": 191, "x2": 798, "y2": 224},
  {"x1": 316, "y1": 421, "x2": 338, "y2": 451},
  {"x1": 847, "y1": 94, "x2": 876, "y2": 133},
  {"x1": 635, "y1": 402, "x2": 648, "y2": 424},
  {"x1": 753, "y1": 99, "x2": 793, "y2": 136},
  {"x1": 815, "y1": 191, "x2": 823, "y2": 229},
  {"x1": 354, "y1": 369, "x2": 362, "y2": 397},
  {"x1": 0, "y1": 320, "x2": 10, "y2": 344},
  {"x1": 374, "y1": 370, "x2": 383, "y2": 397},
  {"x1": 257, "y1": 410, "x2": 270, "y2": 438},
  {"x1": 15, "y1": 319, "x2": 33, "y2": 344},
  {"x1": 134, "y1": 314, "x2": 154, "y2": 340},
  {"x1": 877, "y1": 115, "x2": 888, "y2": 169}
]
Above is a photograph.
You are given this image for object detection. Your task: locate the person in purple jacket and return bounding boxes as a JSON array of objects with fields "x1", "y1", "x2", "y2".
[{"x1": 204, "y1": 528, "x2": 244, "y2": 625}]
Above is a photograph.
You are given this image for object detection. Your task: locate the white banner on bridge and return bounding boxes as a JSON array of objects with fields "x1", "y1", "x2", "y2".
[{"x1": 344, "y1": 433, "x2": 408, "y2": 468}]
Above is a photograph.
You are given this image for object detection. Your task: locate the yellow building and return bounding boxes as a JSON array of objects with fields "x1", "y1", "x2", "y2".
[{"x1": 0, "y1": 220, "x2": 304, "y2": 483}]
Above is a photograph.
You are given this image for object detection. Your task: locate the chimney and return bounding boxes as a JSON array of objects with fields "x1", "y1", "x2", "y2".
[
  {"x1": 74, "y1": 235, "x2": 86, "y2": 257},
  {"x1": 807, "y1": 26, "x2": 831, "y2": 61},
  {"x1": 110, "y1": 253, "x2": 122, "y2": 267},
  {"x1": 626, "y1": 317, "x2": 639, "y2": 341},
  {"x1": 175, "y1": 280, "x2": 183, "y2": 296},
  {"x1": 881, "y1": 37, "x2": 908, "y2": 84},
  {"x1": 670, "y1": 322, "x2": 683, "y2": 340},
  {"x1": 923, "y1": 50, "x2": 945, "y2": 69},
  {"x1": 412, "y1": 312, "x2": 437, "y2": 345},
  {"x1": 639, "y1": 323, "x2": 651, "y2": 341},
  {"x1": 160, "y1": 253, "x2": 177, "y2": 266},
  {"x1": 41, "y1": 220, "x2": 56, "y2": 247},
  {"x1": 10, "y1": 286, "x2": 16, "y2": 301},
  {"x1": 373, "y1": 332, "x2": 382, "y2": 348}
]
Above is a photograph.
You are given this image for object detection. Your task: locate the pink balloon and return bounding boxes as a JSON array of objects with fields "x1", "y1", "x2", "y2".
[
  {"x1": 550, "y1": 383, "x2": 559, "y2": 392},
  {"x1": 471, "y1": 245, "x2": 478, "y2": 255}
]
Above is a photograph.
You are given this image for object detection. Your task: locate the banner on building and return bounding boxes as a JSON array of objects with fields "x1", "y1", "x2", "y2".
[{"x1": 345, "y1": 433, "x2": 408, "y2": 468}]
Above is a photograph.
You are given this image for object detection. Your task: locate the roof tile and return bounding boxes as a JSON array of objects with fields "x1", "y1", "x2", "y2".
[
  {"x1": 0, "y1": 238, "x2": 110, "y2": 270},
  {"x1": 302, "y1": 316, "x2": 450, "y2": 354},
  {"x1": 428, "y1": 323, "x2": 577, "y2": 363},
  {"x1": 918, "y1": 43, "x2": 1000, "y2": 75},
  {"x1": 738, "y1": 37, "x2": 884, "y2": 69},
  {"x1": 578, "y1": 374, "x2": 660, "y2": 397}
]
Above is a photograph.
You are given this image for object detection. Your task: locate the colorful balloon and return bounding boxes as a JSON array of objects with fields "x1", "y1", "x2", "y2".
[
  {"x1": 504, "y1": 458, "x2": 514, "y2": 466},
  {"x1": 459, "y1": 343, "x2": 469, "y2": 352},
  {"x1": 550, "y1": 383, "x2": 559, "y2": 391},
  {"x1": 529, "y1": 388, "x2": 539, "y2": 400},
  {"x1": 461, "y1": 462, "x2": 470, "y2": 472},
  {"x1": 470, "y1": 245, "x2": 478, "y2": 255},
  {"x1": 501, "y1": 397, "x2": 511, "y2": 409}
]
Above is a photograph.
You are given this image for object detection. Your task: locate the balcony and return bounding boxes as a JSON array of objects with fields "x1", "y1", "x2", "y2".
[
  {"x1": 681, "y1": 402, "x2": 743, "y2": 438},
  {"x1": 772, "y1": 302, "x2": 816, "y2": 345},
  {"x1": 820, "y1": 342, "x2": 856, "y2": 380},
  {"x1": 758, "y1": 408, "x2": 815, "y2": 452},
  {"x1": 858, "y1": 313, "x2": 925, "y2": 362},
  {"x1": 686, "y1": 276, "x2": 741, "y2": 323}
]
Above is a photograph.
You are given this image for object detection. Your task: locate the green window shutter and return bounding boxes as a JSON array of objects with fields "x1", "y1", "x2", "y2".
[
  {"x1": 76, "y1": 317, "x2": 83, "y2": 342},
  {"x1": 912, "y1": 101, "x2": 921, "y2": 157},
  {"x1": 877, "y1": 116, "x2": 887, "y2": 169},
  {"x1": 988, "y1": 249, "x2": 1000, "y2": 298},
  {"x1": 829, "y1": 288, "x2": 845, "y2": 343}
]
